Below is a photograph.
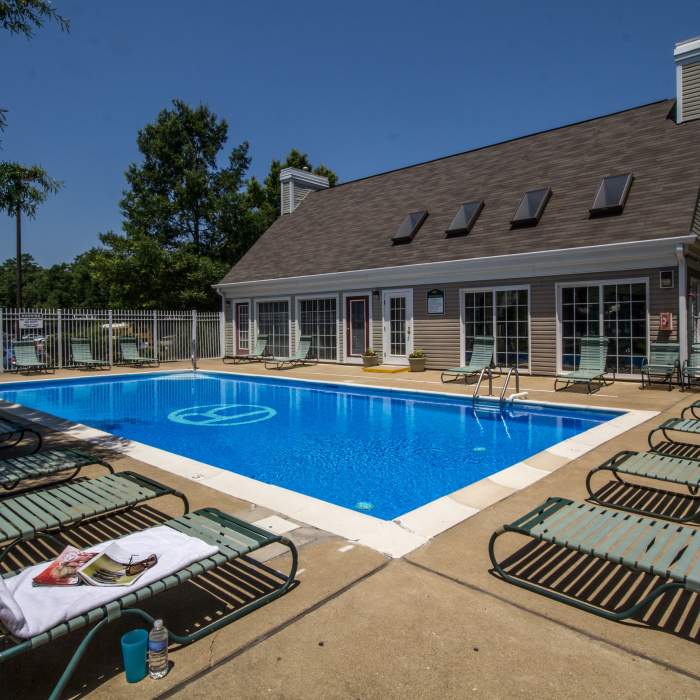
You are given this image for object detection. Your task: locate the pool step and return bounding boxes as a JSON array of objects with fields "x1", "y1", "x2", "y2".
[{"x1": 362, "y1": 365, "x2": 410, "y2": 374}]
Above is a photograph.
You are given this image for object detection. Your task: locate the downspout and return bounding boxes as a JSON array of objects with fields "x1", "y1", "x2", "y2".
[{"x1": 676, "y1": 243, "x2": 688, "y2": 366}]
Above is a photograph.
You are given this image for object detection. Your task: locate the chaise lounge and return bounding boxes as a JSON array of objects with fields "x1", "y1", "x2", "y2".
[
  {"x1": 441, "y1": 336, "x2": 495, "y2": 383},
  {"x1": 117, "y1": 336, "x2": 159, "y2": 367},
  {"x1": 70, "y1": 338, "x2": 110, "y2": 370},
  {"x1": 640, "y1": 342, "x2": 680, "y2": 390},
  {"x1": 13, "y1": 340, "x2": 53, "y2": 374},
  {"x1": 223, "y1": 334, "x2": 270, "y2": 364},
  {"x1": 681, "y1": 343, "x2": 700, "y2": 391},
  {"x1": 489, "y1": 496, "x2": 700, "y2": 621},
  {"x1": 0, "y1": 507, "x2": 298, "y2": 700},
  {"x1": 585, "y1": 449, "x2": 700, "y2": 522},
  {"x1": 0, "y1": 447, "x2": 113, "y2": 492},
  {"x1": 554, "y1": 335, "x2": 611, "y2": 393},
  {"x1": 265, "y1": 335, "x2": 314, "y2": 370}
]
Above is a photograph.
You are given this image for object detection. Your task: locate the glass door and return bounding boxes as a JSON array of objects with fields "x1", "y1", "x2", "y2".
[
  {"x1": 235, "y1": 302, "x2": 249, "y2": 355},
  {"x1": 346, "y1": 296, "x2": 369, "y2": 359},
  {"x1": 382, "y1": 289, "x2": 413, "y2": 365}
]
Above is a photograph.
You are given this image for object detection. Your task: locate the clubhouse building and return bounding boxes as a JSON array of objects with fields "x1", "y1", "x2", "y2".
[{"x1": 216, "y1": 37, "x2": 700, "y2": 379}]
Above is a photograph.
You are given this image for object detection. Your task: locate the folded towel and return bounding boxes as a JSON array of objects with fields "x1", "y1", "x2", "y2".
[{"x1": 0, "y1": 525, "x2": 218, "y2": 639}]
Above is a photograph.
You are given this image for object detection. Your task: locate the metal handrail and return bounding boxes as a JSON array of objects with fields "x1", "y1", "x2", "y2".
[
  {"x1": 473, "y1": 367, "x2": 493, "y2": 403},
  {"x1": 499, "y1": 365, "x2": 520, "y2": 402}
]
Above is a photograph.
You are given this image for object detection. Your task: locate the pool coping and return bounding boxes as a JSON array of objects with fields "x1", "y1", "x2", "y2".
[{"x1": 0, "y1": 369, "x2": 658, "y2": 558}]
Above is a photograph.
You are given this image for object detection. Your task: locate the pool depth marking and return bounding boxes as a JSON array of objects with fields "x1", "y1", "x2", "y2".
[{"x1": 168, "y1": 403, "x2": 277, "y2": 426}]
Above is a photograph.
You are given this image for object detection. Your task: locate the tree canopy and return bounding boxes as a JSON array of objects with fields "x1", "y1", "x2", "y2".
[
  {"x1": 0, "y1": 162, "x2": 62, "y2": 219},
  {"x1": 0, "y1": 0, "x2": 69, "y2": 38}
]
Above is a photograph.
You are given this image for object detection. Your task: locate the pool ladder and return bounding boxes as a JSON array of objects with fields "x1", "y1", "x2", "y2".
[
  {"x1": 499, "y1": 366, "x2": 520, "y2": 402},
  {"x1": 472, "y1": 367, "x2": 493, "y2": 403}
]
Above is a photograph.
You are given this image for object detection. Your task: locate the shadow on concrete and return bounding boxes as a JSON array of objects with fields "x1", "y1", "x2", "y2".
[
  {"x1": 493, "y1": 537, "x2": 700, "y2": 642},
  {"x1": 1, "y1": 505, "x2": 298, "y2": 699}
]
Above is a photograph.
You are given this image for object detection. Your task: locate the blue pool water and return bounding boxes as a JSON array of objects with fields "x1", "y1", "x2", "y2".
[{"x1": 0, "y1": 372, "x2": 619, "y2": 520}]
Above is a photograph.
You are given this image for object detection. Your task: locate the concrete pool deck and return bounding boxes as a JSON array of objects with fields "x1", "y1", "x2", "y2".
[{"x1": 1, "y1": 361, "x2": 700, "y2": 698}]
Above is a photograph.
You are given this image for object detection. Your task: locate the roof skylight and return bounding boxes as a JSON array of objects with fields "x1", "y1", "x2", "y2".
[
  {"x1": 511, "y1": 188, "x2": 551, "y2": 228},
  {"x1": 589, "y1": 174, "x2": 633, "y2": 217},
  {"x1": 392, "y1": 210, "x2": 428, "y2": 244},
  {"x1": 446, "y1": 200, "x2": 484, "y2": 237}
]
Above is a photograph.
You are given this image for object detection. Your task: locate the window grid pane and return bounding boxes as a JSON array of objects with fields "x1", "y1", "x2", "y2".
[
  {"x1": 561, "y1": 285, "x2": 598, "y2": 371},
  {"x1": 495, "y1": 289, "x2": 529, "y2": 369},
  {"x1": 257, "y1": 301, "x2": 289, "y2": 357},
  {"x1": 237, "y1": 304, "x2": 249, "y2": 351},
  {"x1": 300, "y1": 298, "x2": 337, "y2": 360},
  {"x1": 464, "y1": 291, "x2": 493, "y2": 363},
  {"x1": 390, "y1": 297, "x2": 406, "y2": 356}
]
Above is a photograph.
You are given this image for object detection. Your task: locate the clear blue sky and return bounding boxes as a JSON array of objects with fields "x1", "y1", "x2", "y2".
[{"x1": 2, "y1": 1, "x2": 699, "y2": 265}]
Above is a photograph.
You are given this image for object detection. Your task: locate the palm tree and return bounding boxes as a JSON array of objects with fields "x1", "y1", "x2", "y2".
[{"x1": 0, "y1": 162, "x2": 61, "y2": 306}]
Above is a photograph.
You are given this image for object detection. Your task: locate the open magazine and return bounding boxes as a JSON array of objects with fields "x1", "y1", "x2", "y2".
[{"x1": 33, "y1": 544, "x2": 158, "y2": 587}]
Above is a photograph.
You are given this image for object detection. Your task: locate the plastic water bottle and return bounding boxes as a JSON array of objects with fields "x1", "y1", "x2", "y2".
[{"x1": 148, "y1": 619, "x2": 169, "y2": 679}]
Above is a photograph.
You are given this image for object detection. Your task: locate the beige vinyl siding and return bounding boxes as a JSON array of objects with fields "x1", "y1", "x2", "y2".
[{"x1": 682, "y1": 62, "x2": 700, "y2": 122}]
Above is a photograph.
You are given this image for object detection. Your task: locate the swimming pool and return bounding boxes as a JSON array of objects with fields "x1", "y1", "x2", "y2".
[{"x1": 0, "y1": 371, "x2": 620, "y2": 520}]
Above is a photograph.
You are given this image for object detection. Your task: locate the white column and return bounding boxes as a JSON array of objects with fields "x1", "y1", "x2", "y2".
[{"x1": 676, "y1": 244, "x2": 688, "y2": 365}]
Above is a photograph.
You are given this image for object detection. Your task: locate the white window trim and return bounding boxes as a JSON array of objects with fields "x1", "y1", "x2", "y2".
[
  {"x1": 231, "y1": 298, "x2": 251, "y2": 354},
  {"x1": 381, "y1": 288, "x2": 414, "y2": 364},
  {"x1": 555, "y1": 277, "x2": 650, "y2": 378},
  {"x1": 294, "y1": 292, "x2": 341, "y2": 363},
  {"x1": 341, "y1": 290, "x2": 374, "y2": 364},
  {"x1": 458, "y1": 285, "x2": 532, "y2": 373},
  {"x1": 254, "y1": 296, "x2": 292, "y2": 357}
]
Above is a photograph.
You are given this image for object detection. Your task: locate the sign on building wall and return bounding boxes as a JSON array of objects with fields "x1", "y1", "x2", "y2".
[
  {"x1": 427, "y1": 288, "x2": 445, "y2": 315},
  {"x1": 18, "y1": 313, "x2": 43, "y2": 330}
]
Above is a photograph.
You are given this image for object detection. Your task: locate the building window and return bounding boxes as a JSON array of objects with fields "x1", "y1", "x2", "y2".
[
  {"x1": 464, "y1": 288, "x2": 529, "y2": 368},
  {"x1": 560, "y1": 281, "x2": 647, "y2": 376},
  {"x1": 236, "y1": 303, "x2": 249, "y2": 352},
  {"x1": 299, "y1": 297, "x2": 337, "y2": 360},
  {"x1": 257, "y1": 301, "x2": 289, "y2": 357},
  {"x1": 495, "y1": 289, "x2": 529, "y2": 369}
]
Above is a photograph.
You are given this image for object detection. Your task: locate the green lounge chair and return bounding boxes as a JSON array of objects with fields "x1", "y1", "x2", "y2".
[
  {"x1": 70, "y1": 338, "x2": 110, "y2": 370},
  {"x1": 0, "y1": 470, "x2": 188, "y2": 564},
  {"x1": 0, "y1": 507, "x2": 298, "y2": 700},
  {"x1": 585, "y1": 450, "x2": 700, "y2": 522},
  {"x1": 117, "y1": 336, "x2": 159, "y2": 367},
  {"x1": 13, "y1": 340, "x2": 53, "y2": 374},
  {"x1": 681, "y1": 400, "x2": 700, "y2": 420},
  {"x1": 640, "y1": 342, "x2": 679, "y2": 390},
  {"x1": 0, "y1": 416, "x2": 41, "y2": 454},
  {"x1": 554, "y1": 336, "x2": 611, "y2": 393},
  {"x1": 264, "y1": 335, "x2": 314, "y2": 370},
  {"x1": 489, "y1": 496, "x2": 700, "y2": 621},
  {"x1": 223, "y1": 334, "x2": 270, "y2": 364},
  {"x1": 0, "y1": 447, "x2": 113, "y2": 492},
  {"x1": 648, "y1": 417, "x2": 700, "y2": 451},
  {"x1": 681, "y1": 343, "x2": 700, "y2": 391},
  {"x1": 441, "y1": 336, "x2": 494, "y2": 383}
]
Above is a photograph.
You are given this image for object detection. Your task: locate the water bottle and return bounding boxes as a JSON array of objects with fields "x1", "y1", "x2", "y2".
[{"x1": 148, "y1": 619, "x2": 169, "y2": 679}]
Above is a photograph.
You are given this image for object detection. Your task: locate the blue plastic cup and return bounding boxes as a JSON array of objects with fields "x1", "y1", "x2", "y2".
[{"x1": 121, "y1": 628, "x2": 148, "y2": 683}]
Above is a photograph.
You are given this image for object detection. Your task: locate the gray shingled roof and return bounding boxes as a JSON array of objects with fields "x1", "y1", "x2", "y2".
[{"x1": 220, "y1": 100, "x2": 700, "y2": 285}]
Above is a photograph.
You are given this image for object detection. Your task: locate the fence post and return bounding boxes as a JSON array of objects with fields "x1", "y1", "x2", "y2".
[
  {"x1": 57, "y1": 309, "x2": 63, "y2": 369},
  {"x1": 191, "y1": 309, "x2": 198, "y2": 370},
  {"x1": 0, "y1": 308, "x2": 4, "y2": 374},
  {"x1": 219, "y1": 309, "x2": 225, "y2": 358},
  {"x1": 153, "y1": 310, "x2": 158, "y2": 361},
  {"x1": 108, "y1": 310, "x2": 113, "y2": 366}
]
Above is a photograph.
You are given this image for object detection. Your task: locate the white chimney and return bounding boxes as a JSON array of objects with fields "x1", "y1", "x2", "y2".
[
  {"x1": 280, "y1": 167, "x2": 329, "y2": 215},
  {"x1": 675, "y1": 35, "x2": 700, "y2": 123}
]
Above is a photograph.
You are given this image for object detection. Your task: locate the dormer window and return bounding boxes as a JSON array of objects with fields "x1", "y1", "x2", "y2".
[
  {"x1": 589, "y1": 174, "x2": 633, "y2": 217},
  {"x1": 511, "y1": 188, "x2": 551, "y2": 228},
  {"x1": 392, "y1": 210, "x2": 428, "y2": 244},
  {"x1": 446, "y1": 200, "x2": 484, "y2": 237}
]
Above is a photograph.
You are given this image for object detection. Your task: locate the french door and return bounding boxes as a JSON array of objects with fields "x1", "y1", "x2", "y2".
[
  {"x1": 346, "y1": 296, "x2": 369, "y2": 360},
  {"x1": 235, "y1": 302, "x2": 249, "y2": 355},
  {"x1": 382, "y1": 289, "x2": 413, "y2": 365}
]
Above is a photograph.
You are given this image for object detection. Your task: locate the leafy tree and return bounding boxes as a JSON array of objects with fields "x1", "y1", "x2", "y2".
[
  {"x1": 0, "y1": 0, "x2": 69, "y2": 37},
  {"x1": 120, "y1": 99, "x2": 252, "y2": 256},
  {"x1": 0, "y1": 162, "x2": 61, "y2": 305}
]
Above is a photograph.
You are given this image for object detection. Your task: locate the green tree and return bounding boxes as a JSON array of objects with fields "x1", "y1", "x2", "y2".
[
  {"x1": 0, "y1": 162, "x2": 61, "y2": 306},
  {"x1": 120, "y1": 99, "x2": 252, "y2": 257},
  {"x1": 0, "y1": 0, "x2": 69, "y2": 37}
]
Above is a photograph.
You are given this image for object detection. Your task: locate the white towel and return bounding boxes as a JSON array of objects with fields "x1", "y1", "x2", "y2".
[{"x1": 0, "y1": 525, "x2": 218, "y2": 639}]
